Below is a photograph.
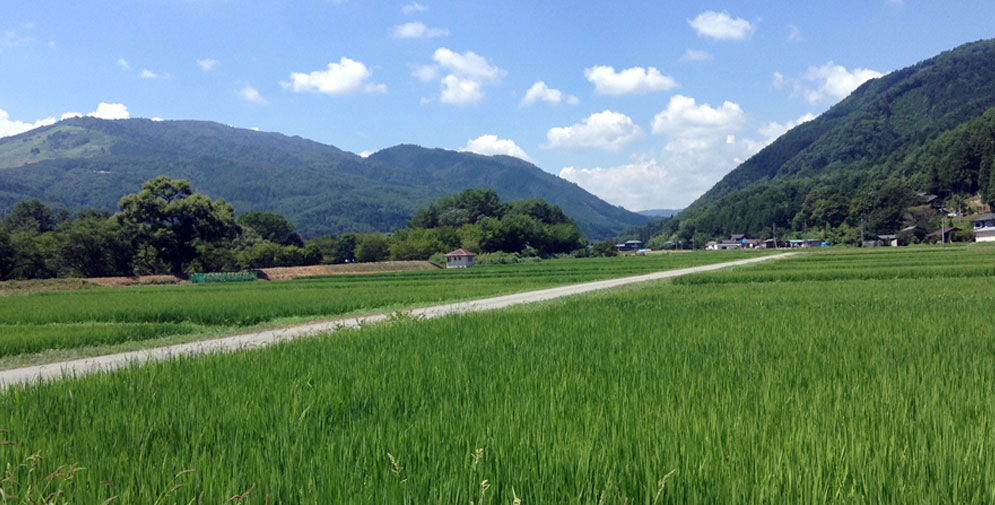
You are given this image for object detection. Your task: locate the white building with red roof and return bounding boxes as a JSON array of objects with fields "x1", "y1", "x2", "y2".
[{"x1": 444, "y1": 248, "x2": 476, "y2": 268}]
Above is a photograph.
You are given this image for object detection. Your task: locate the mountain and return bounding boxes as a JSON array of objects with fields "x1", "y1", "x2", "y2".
[
  {"x1": 0, "y1": 118, "x2": 646, "y2": 239},
  {"x1": 662, "y1": 38, "x2": 995, "y2": 241},
  {"x1": 637, "y1": 208, "x2": 682, "y2": 218}
]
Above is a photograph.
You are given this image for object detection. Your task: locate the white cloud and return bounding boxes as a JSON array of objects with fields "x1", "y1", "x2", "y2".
[
  {"x1": 196, "y1": 58, "x2": 219, "y2": 71},
  {"x1": 682, "y1": 49, "x2": 712, "y2": 61},
  {"x1": 282, "y1": 57, "x2": 387, "y2": 96},
  {"x1": 60, "y1": 112, "x2": 82, "y2": 120},
  {"x1": 584, "y1": 65, "x2": 678, "y2": 95},
  {"x1": 787, "y1": 24, "x2": 804, "y2": 42},
  {"x1": 359, "y1": 150, "x2": 375, "y2": 158},
  {"x1": 651, "y1": 95, "x2": 746, "y2": 152},
  {"x1": 411, "y1": 64, "x2": 439, "y2": 82},
  {"x1": 461, "y1": 134, "x2": 535, "y2": 162},
  {"x1": 402, "y1": 1, "x2": 427, "y2": 14},
  {"x1": 0, "y1": 108, "x2": 55, "y2": 138},
  {"x1": 520, "y1": 81, "x2": 578, "y2": 107},
  {"x1": 545, "y1": 110, "x2": 644, "y2": 151},
  {"x1": 0, "y1": 29, "x2": 35, "y2": 52},
  {"x1": 688, "y1": 10, "x2": 755, "y2": 40},
  {"x1": 152, "y1": 117, "x2": 164, "y2": 122},
  {"x1": 420, "y1": 48, "x2": 506, "y2": 105},
  {"x1": 758, "y1": 112, "x2": 816, "y2": 142},
  {"x1": 560, "y1": 156, "x2": 675, "y2": 211},
  {"x1": 559, "y1": 107, "x2": 820, "y2": 211},
  {"x1": 440, "y1": 75, "x2": 483, "y2": 105},
  {"x1": 139, "y1": 69, "x2": 158, "y2": 79},
  {"x1": 238, "y1": 85, "x2": 268, "y2": 104},
  {"x1": 434, "y1": 48, "x2": 504, "y2": 81},
  {"x1": 87, "y1": 102, "x2": 130, "y2": 120},
  {"x1": 800, "y1": 61, "x2": 882, "y2": 103},
  {"x1": 116, "y1": 58, "x2": 129, "y2": 70},
  {"x1": 393, "y1": 22, "x2": 449, "y2": 39}
]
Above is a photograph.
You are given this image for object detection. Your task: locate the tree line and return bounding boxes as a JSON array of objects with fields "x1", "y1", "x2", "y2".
[{"x1": 0, "y1": 177, "x2": 597, "y2": 281}]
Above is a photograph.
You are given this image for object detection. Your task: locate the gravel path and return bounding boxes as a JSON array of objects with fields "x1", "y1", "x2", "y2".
[{"x1": 0, "y1": 252, "x2": 796, "y2": 389}]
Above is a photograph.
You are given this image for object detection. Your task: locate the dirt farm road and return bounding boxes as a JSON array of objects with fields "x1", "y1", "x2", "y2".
[{"x1": 0, "y1": 252, "x2": 796, "y2": 389}]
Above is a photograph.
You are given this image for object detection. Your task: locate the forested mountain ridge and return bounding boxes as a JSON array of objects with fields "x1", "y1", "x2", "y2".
[
  {"x1": 0, "y1": 118, "x2": 646, "y2": 239},
  {"x1": 659, "y1": 38, "x2": 995, "y2": 244}
]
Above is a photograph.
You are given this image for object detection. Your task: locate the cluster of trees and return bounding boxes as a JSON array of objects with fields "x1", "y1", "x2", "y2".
[
  {"x1": 389, "y1": 188, "x2": 586, "y2": 260},
  {"x1": 0, "y1": 179, "x2": 592, "y2": 281}
]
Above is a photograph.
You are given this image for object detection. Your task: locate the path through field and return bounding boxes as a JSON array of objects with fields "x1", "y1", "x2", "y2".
[{"x1": 0, "y1": 252, "x2": 796, "y2": 389}]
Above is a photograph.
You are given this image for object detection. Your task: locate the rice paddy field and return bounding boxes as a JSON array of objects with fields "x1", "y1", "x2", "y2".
[
  {"x1": 2, "y1": 245, "x2": 995, "y2": 503},
  {"x1": 0, "y1": 251, "x2": 763, "y2": 363}
]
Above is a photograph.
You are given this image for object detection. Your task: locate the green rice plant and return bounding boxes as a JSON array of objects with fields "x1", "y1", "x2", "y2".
[
  {"x1": 0, "y1": 250, "x2": 769, "y2": 358},
  {"x1": 1, "y1": 247, "x2": 994, "y2": 503}
]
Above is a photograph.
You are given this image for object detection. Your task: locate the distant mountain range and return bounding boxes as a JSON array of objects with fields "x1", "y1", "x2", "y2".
[
  {"x1": 0, "y1": 118, "x2": 646, "y2": 239},
  {"x1": 637, "y1": 208, "x2": 682, "y2": 218},
  {"x1": 660, "y1": 38, "x2": 995, "y2": 240}
]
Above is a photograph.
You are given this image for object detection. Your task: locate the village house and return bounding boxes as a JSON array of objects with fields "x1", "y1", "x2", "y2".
[
  {"x1": 444, "y1": 248, "x2": 476, "y2": 268},
  {"x1": 614, "y1": 240, "x2": 643, "y2": 251},
  {"x1": 925, "y1": 227, "x2": 960, "y2": 243},
  {"x1": 973, "y1": 214, "x2": 995, "y2": 242}
]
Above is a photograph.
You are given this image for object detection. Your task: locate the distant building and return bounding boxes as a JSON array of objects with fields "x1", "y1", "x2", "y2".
[
  {"x1": 878, "y1": 234, "x2": 898, "y2": 247},
  {"x1": 445, "y1": 248, "x2": 476, "y2": 268},
  {"x1": 925, "y1": 227, "x2": 960, "y2": 243},
  {"x1": 614, "y1": 240, "x2": 644, "y2": 251},
  {"x1": 973, "y1": 214, "x2": 995, "y2": 242}
]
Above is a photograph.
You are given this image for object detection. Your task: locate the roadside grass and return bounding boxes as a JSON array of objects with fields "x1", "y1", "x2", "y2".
[
  {"x1": 0, "y1": 250, "x2": 769, "y2": 365},
  {"x1": 1, "y1": 246, "x2": 993, "y2": 503}
]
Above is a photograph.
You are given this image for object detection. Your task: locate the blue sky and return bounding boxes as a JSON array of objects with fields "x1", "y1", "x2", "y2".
[{"x1": 2, "y1": 1, "x2": 994, "y2": 211}]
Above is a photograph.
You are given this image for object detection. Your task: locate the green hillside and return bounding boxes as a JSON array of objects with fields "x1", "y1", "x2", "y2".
[
  {"x1": 0, "y1": 118, "x2": 646, "y2": 239},
  {"x1": 656, "y1": 38, "x2": 995, "y2": 243}
]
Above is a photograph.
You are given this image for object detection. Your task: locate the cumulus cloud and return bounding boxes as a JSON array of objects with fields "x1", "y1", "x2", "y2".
[
  {"x1": 419, "y1": 48, "x2": 506, "y2": 105},
  {"x1": 545, "y1": 110, "x2": 644, "y2": 151},
  {"x1": 682, "y1": 49, "x2": 712, "y2": 61},
  {"x1": 196, "y1": 58, "x2": 219, "y2": 71},
  {"x1": 559, "y1": 156, "x2": 676, "y2": 211},
  {"x1": 402, "y1": 1, "x2": 427, "y2": 14},
  {"x1": 393, "y1": 22, "x2": 449, "y2": 39},
  {"x1": 87, "y1": 102, "x2": 130, "y2": 120},
  {"x1": 800, "y1": 62, "x2": 882, "y2": 103},
  {"x1": 0, "y1": 30, "x2": 35, "y2": 52},
  {"x1": 560, "y1": 105, "x2": 825, "y2": 210},
  {"x1": 60, "y1": 112, "x2": 82, "y2": 120},
  {"x1": 651, "y1": 95, "x2": 746, "y2": 152},
  {"x1": 238, "y1": 85, "x2": 268, "y2": 104},
  {"x1": 461, "y1": 134, "x2": 535, "y2": 162},
  {"x1": 359, "y1": 150, "x2": 375, "y2": 158},
  {"x1": 688, "y1": 10, "x2": 755, "y2": 40},
  {"x1": 140, "y1": 69, "x2": 158, "y2": 79},
  {"x1": 584, "y1": 65, "x2": 678, "y2": 95},
  {"x1": 116, "y1": 58, "x2": 129, "y2": 69},
  {"x1": 282, "y1": 57, "x2": 387, "y2": 95},
  {"x1": 0, "y1": 108, "x2": 55, "y2": 138},
  {"x1": 520, "y1": 81, "x2": 578, "y2": 107}
]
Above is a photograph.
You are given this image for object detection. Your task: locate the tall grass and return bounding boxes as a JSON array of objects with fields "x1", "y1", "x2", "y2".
[{"x1": 1, "y1": 247, "x2": 993, "y2": 503}]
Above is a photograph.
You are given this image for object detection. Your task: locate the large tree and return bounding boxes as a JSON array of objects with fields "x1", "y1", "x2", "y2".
[{"x1": 118, "y1": 176, "x2": 239, "y2": 275}]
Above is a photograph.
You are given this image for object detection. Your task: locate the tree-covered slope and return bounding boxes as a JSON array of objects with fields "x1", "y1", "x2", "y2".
[
  {"x1": 666, "y1": 38, "x2": 995, "y2": 242},
  {"x1": 0, "y1": 118, "x2": 646, "y2": 239}
]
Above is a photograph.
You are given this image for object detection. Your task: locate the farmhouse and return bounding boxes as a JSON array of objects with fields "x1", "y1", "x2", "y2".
[
  {"x1": 973, "y1": 214, "x2": 995, "y2": 242},
  {"x1": 614, "y1": 240, "x2": 644, "y2": 251},
  {"x1": 925, "y1": 227, "x2": 960, "y2": 243},
  {"x1": 444, "y1": 248, "x2": 476, "y2": 268}
]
